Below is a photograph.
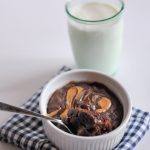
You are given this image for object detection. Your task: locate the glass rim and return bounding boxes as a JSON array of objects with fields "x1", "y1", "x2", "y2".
[{"x1": 65, "y1": 0, "x2": 125, "y2": 23}]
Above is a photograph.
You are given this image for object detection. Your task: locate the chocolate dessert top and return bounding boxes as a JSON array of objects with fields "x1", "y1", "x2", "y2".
[{"x1": 47, "y1": 81, "x2": 123, "y2": 136}]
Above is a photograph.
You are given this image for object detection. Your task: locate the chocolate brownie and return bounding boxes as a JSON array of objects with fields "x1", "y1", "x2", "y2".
[{"x1": 47, "y1": 81, "x2": 123, "y2": 136}]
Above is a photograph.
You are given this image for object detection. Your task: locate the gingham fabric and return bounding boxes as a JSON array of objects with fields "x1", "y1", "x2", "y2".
[{"x1": 0, "y1": 67, "x2": 150, "y2": 150}]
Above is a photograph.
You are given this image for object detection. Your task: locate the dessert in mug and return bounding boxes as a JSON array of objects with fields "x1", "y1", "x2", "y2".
[
  {"x1": 47, "y1": 81, "x2": 123, "y2": 136},
  {"x1": 66, "y1": 1, "x2": 123, "y2": 75}
]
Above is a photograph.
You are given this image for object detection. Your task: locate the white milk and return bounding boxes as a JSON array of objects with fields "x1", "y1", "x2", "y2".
[{"x1": 68, "y1": 2, "x2": 123, "y2": 75}]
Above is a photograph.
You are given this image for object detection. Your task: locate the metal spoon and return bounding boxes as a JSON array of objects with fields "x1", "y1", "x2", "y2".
[{"x1": 0, "y1": 101, "x2": 72, "y2": 134}]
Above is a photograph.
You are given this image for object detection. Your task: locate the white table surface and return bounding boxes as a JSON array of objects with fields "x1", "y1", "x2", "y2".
[{"x1": 0, "y1": 0, "x2": 150, "y2": 150}]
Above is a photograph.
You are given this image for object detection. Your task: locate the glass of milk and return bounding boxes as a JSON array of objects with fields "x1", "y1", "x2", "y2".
[{"x1": 65, "y1": 0, "x2": 124, "y2": 75}]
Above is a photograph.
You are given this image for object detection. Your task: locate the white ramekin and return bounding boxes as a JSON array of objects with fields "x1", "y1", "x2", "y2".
[{"x1": 40, "y1": 69, "x2": 132, "y2": 150}]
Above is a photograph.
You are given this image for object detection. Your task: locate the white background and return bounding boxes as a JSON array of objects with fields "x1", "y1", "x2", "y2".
[{"x1": 0, "y1": 0, "x2": 150, "y2": 150}]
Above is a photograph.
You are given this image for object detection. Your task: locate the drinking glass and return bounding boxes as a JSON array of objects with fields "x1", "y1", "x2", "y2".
[{"x1": 65, "y1": 0, "x2": 124, "y2": 75}]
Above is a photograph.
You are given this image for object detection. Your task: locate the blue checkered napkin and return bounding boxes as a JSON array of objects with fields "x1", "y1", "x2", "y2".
[
  {"x1": 114, "y1": 108, "x2": 150, "y2": 150},
  {"x1": 0, "y1": 67, "x2": 150, "y2": 150}
]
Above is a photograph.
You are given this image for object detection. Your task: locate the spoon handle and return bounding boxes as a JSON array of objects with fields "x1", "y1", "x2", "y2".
[
  {"x1": 0, "y1": 101, "x2": 73, "y2": 134},
  {"x1": 0, "y1": 102, "x2": 55, "y2": 122}
]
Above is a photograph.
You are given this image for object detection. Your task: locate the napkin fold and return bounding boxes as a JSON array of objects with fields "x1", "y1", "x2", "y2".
[{"x1": 0, "y1": 66, "x2": 150, "y2": 150}]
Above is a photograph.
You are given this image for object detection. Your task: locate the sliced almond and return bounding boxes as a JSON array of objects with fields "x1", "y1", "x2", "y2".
[
  {"x1": 66, "y1": 87, "x2": 77, "y2": 108},
  {"x1": 98, "y1": 97, "x2": 111, "y2": 111},
  {"x1": 47, "y1": 108, "x2": 61, "y2": 117},
  {"x1": 60, "y1": 109, "x2": 69, "y2": 119}
]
